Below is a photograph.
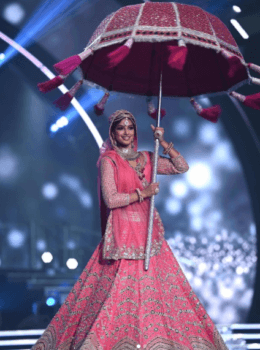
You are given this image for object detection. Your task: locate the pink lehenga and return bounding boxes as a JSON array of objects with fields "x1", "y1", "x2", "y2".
[{"x1": 32, "y1": 111, "x2": 228, "y2": 350}]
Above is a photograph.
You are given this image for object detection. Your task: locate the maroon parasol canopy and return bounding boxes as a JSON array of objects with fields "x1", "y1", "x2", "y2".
[
  {"x1": 79, "y1": 1, "x2": 249, "y2": 97},
  {"x1": 39, "y1": 2, "x2": 260, "y2": 115}
]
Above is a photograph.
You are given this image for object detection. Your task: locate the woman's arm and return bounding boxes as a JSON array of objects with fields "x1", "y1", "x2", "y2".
[
  {"x1": 148, "y1": 152, "x2": 189, "y2": 175},
  {"x1": 100, "y1": 157, "x2": 159, "y2": 209},
  {"x1": 150, "y1": 125, "x2": 189, "y2": 175}
]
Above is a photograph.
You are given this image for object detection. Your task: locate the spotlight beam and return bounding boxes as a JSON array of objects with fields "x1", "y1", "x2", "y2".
[
  {"x1": 2, "y1": 0, "x2": 98, "y2": 65},
  {"x1": 0, "y1": 31, "x2": 103, "y2": 148}
]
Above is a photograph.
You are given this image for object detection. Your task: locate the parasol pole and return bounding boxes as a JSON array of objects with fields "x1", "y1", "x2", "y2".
[{"x1": 144, "y1": 70, "x2": 163, "y2": 271}]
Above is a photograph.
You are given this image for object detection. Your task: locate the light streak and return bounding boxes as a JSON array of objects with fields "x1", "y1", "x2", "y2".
[
  {"x1": 230, "y1": 19, "x2": 249, "y2": 39},
  {"x1": 1, "y1": 0, "x2": 98, "y2": 65},
  {"x1": 0, "y1": 31, "x2": 103, "y2": 148}
]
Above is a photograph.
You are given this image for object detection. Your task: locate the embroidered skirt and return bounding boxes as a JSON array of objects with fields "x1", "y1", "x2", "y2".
[{"x1": 31, "y1": 239, "x2": 227, "y2": 350}]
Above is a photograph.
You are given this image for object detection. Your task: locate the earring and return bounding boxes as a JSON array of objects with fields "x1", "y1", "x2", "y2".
[
  {"x1": 113, "y1": 139, "x2": 117, "y2": 147},
  {"x1": 131, "y1": 140, "x2": 134, "y2": 149}
]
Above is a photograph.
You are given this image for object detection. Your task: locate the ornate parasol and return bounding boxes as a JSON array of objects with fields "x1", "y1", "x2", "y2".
[{"x1": 38, "y1": 2, "x2": 260, "y2": 270}]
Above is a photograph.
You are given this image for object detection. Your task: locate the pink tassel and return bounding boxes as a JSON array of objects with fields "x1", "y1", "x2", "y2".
[
  {"x1": 230, "y1": 91, "x2": 260, "y2": 110},
  {"x1": 147, "y1": 100, "x2": 166, "y2": 120},
  {"x1": 53, "y1": 80, "x2": 83, "y2": 111},
  {"x1": 221, "y1": 50, "x2": 244, "y2": 78},
  {"x1": 248, "y1": 63, "x2": 260, "y2": 75},
  {"x1": 190, "y1": 98, "x2": 221, "y2": 123},
  {"x1": 105, "y1": 38, "x2": 134, "y2": 69},
  {"x1": 94, "y1": 92, "x2": 110, "y2": 116},
  {"x1": 37, "y1": 75, "x2": 66, "y2": 93},
  {"x1": 167, "y1": 45, "x2": 188, "y2": 70},
  {"x1": 244, "y1": 93, "x2": 260, "y2": 110},
  {"x1": 54, "y1": 48, "x2": 93, "y2": 75},
  {"x1": 54, "y1": 55, "x2": 82, "y2": 75},
  {"x1": 200, "y1": 105, "x2": 221, "y2": 122},
  {"x1": 149, "y1": 109, "x2": 166, "y2": 120}
]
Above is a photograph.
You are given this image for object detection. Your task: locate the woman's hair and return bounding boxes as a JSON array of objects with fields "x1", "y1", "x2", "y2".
[{"x1": 110, "y1": 113, "x2": 136, "y2": 137}]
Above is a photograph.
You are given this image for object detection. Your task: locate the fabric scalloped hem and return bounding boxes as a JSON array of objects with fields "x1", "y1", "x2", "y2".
[{"x1": 31, "y1": 239, "x2": 228, "y2": 350}]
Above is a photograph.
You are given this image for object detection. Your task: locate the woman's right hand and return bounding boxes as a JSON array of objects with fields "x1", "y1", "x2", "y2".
[{"x1": 141, "y1": 182, "x2": 159, "y2": 198}]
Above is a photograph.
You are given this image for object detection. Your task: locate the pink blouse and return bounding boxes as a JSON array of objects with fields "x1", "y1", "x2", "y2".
[{"x1": 100, "y1": 151, "x2": 189, "y2": 209}]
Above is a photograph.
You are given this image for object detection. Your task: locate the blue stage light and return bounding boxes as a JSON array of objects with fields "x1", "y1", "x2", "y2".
[
  {"x1": 56, "y1": 116, "x2": 69, "y2": 128},
  {"x1": 1, "y1": 0, "x2": 94, "y2": 67},
  {"x1": 63, "y1": 88, "x2": 105, "y2": 124},
  {"x1": 0, "y1": 53, "x2": 5, "y2": 60},
  {"x1": 50, "y1": 124, "x2": 59, "y2": 133},
  {"x1": 46, "y1": 297, "x2": 56, "y2": 306},
  {"x1": 49, "y1": 89, "x2": 106, "y2": 133},
  {"x1": 0, "y1": 33, "x2": 103, "y2": 148}
]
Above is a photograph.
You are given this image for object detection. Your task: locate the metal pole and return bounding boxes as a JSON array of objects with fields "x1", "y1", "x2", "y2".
[{"x1": 144, "y1": 71, "x2": 163, "y2": 270}]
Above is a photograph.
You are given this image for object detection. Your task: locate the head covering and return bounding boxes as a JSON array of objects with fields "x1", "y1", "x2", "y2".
[{"x1": 97, "y1": 110, "x2": 138, "y2": 165}]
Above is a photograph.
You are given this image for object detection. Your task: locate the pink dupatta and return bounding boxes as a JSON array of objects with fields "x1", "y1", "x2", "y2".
[
  {"x1": 97, "y1": 109, "x2": 164, "y2": 260},
  {"x1": 98, "y1": 150, "x2": 164, "y2": 260}
]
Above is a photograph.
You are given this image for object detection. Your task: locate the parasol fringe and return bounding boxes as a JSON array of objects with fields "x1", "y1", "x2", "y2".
[
  {"x1": 105, "y1": 38, "x2": 134, "y2": 69},
  {"x1": 230, "y1": 91, "x2": 260, "y2": 110},
  {"x1": 54, "y1": 48, "x2": 93, "y2": 75},
  {"x1": 190, "y1": 98, "x2": 221, "y2": 123},
  {"x1": 37, "y1": 75, "x2": 68, "y2": 93},
  {"x1": 248, "y1": 63, "x2": 260, "y2": 75},
  {"x1": 167, "y1": 41, "x2": 188, "y2": 70},
  {"x1": 220, "y1": 50, "x2": 244, "y2": 78},
  {"x1": 53, "y1": 79, "x2": 83, "y2": 111},
  {"x1": 147, "y1": 99, "x2": 166, "y2": 120},
  {"x1": 94, "y1": 92, "x2": 110, "y2": 115}
]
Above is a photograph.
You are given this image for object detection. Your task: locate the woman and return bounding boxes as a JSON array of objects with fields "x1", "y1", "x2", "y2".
[{"x1": 32, "y1": 110, "x2": 228, "y2": 350}]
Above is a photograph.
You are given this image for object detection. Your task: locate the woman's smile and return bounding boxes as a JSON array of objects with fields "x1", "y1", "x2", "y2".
[{"x1": 113, "y1": 117, "x2": 135, "y2": 147}]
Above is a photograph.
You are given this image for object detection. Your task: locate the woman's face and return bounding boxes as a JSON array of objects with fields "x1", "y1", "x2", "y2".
[{"x1": 113, "y1": 117, "x2": 135, "y2": 148}]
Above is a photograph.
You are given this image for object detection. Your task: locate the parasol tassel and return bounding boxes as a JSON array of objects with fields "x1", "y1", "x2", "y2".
[
  {"x1": 54, "y1": 48, "x2": 93, "y2": 75},
  {"x1": 167, "y1": 40, "x2": 188, "y2": 71},
  {"x1": 220, "y1": 50, "x2": 244, "y2": 78},
  {"x1": 53, "y1": 79, "x2": 83, "y2": 111},
  {"x1": 230, "y1": 91, "x2": 260, "y2": 110},
  {"x1": 94, "y1": 92, "x2": 110, "y2": 115},
  {"x1": 248, "y1": 63, "x2": 260, "y2": 75},
  {"x1": 190, "y1": 98, "x2": 221, "y2": 123},
  {"x1": 147, "y1": 100, "x2": 166, "y2": 120},
  {"x1": 37, "y1": 75, "x2": 68, "y2": 93},
  {"x1": 105, "y1": 38, "x2": 134, "y2": 69}
]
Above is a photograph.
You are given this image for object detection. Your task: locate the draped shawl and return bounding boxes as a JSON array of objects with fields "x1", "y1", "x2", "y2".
[{"x1": 97, "y1": 110, "x2": 164, "y2": 260}]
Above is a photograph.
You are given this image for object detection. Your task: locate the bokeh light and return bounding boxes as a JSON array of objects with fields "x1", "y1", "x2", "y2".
[
  {"x1": 46, "y1": 297, "x2": 56, "y2": 306},
  {"x1": 41, "y1": 252, "x2": 53, "y2": 263},
  {"x1": 3, "y1": 3, "x2": 25, "y2": 25},
  {"x1": 172, "y1": 118, "x2": 191, "y2": 138},
  {"x1": 170, "y1": 180, "x2": 189, "y2": 198},
  {"x1": 66, "y1": 258, "x2": 78, "y2": 269},
  {"x1": 186, "y1": 162, "x2": 213, "y2": 189},
  {"x1": 42, "y1": 183, "x2": 59, "y2": 200},
  {"x1": 7, "y1": 229, "x2": 26, "y2": 248},
  {"x1": 165, "y1": 198, "x2": 182, "y2": 215}
]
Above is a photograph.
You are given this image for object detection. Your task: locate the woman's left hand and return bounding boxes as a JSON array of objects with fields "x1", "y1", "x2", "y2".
[{"x1": 150, "y1": 125, "x2": 164, "y2": 142}]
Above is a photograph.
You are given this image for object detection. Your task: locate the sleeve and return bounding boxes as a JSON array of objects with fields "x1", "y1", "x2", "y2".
[
  {"x1": 100, "y1": 157, "x2": 130, "y2": 209},
  {"x1": 148, "y1": 152, "x2": 189, "y2": 175}
]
